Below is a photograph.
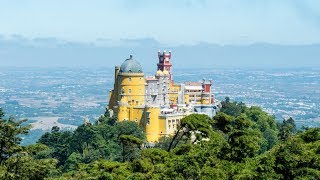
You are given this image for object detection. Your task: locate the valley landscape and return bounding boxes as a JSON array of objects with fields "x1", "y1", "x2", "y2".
[
  {"x1": 1, "y1": 1, "x2": 320, "y2": 179},
  {"x1": 1, "y1": 66, "x2": 319, "y2": 144}
]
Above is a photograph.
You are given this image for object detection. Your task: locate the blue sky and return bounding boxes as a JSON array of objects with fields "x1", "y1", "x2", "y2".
[{"x1": 0, "y1": 0, "x2": 320, "y2": 45}]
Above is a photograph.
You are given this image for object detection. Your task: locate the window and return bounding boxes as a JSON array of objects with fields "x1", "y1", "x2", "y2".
[
  {"x1": 128, "y1": 77, "x2": 132, "y2": 82},
  {"x1": 146, "y1": 112, "x2": 150, "y2": 119},
  {"x1": 128, "y1": 89, "x2": 132, "y2": 94}
]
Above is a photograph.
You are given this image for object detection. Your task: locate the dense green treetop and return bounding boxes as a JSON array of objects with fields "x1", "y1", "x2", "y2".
[
  {"x1": 0, "y1": 99, "x2": 319, "y2": 179},
  {"x1": 0, "y1": 108, "x2": 31, "y2": 164}
]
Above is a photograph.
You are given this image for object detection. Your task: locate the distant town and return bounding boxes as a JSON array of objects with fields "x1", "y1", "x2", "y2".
[{"x1": 1, "y1": 65, "x2": 320, "y2": 144}]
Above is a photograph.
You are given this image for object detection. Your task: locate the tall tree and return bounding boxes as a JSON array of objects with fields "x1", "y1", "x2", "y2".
[
  {"x1": 38, "y1": 126, "x2": 73, "y2": 166},
  {"x1": 119, "y1": 135, "x2": 143, "y2": 162},
  {"x1": 279, "y1": 117, "x2": 296, "y2": 141},
  {"x1": 220, "y1": 97, "x2": 247, "y2": 117},
  {"x1": 3, "y1": 153, "x2": 58, "y2": 179},
  {"x1": 226, "y1": 115, "x2": 262, "y2": 162},
  {"x1": 0, "y1": 109, "x2": 30, "y2": 164},
  {"x1": 168, "y1": 114, "x2": 212, "y2": 152}
]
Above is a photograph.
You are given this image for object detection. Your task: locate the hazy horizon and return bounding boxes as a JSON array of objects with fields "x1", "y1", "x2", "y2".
[
  {"x1": 1, "y1": 35, "x2": 320, "y2": 69},
  {"x1": 1, "y1": 1, "x2": 320, "y2": 68}
]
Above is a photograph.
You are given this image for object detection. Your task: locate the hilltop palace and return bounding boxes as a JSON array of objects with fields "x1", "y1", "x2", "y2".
[{"x1": 108, "y1": 51, "x2": 220, "y2": 142}]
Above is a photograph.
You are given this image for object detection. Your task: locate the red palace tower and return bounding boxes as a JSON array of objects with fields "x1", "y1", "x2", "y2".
[{"x1": 157, "y1": 50, "x2": 173, "y2": 81}]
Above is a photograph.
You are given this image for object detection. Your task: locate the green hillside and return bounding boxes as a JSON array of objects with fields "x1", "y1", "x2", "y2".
[{"x1": 0, "y1": 98, "x2": 319, "y2": 179}]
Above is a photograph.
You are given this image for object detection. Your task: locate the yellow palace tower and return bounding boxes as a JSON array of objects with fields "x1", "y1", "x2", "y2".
[{"x1": 108, "y1": 55, "x2": 146, "y2": 123}]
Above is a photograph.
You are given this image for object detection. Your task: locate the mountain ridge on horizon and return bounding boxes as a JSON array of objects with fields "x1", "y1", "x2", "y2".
[{"x1": 1, "y1": 35, "x2": 320, "y2": 70}]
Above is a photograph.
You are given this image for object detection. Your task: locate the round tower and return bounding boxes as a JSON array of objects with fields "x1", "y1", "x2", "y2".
[
  {"x1": 117, "y1": 55, "x2": 146, "y2": 121},
  {"x1": 144, "y1": 106, "x2": 161, "y2": 142}
]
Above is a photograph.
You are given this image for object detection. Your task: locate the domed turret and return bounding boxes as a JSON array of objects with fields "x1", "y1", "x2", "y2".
[
  {"x1": 120, "y1": 55, "x2": 143, "y2": 73},
  {"x1": 156, "y1": 70, "x2": 163, "y2": 76}
]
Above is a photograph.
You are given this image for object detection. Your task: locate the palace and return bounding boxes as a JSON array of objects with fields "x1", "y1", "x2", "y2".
[{"x1": 108, "y1": 51, "x2": 220, "y2": 142}]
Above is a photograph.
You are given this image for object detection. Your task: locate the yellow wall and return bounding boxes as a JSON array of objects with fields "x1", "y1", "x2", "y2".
[
  {"x1": 184, "y1": 94, "x2": 190, "y2": 105},
  {"x1": 118, "y1": 105, "x2": 128, "y2": 121},
  {"x1": 169, "y1": 83, "x2": 181, "y2": 104},
  {"x1": 201, "y1": 98, "x2": 210, "y2": 105},
  {"x1": 144, "y1": 107, "x2": 161, "y2": 142},
  {"x1": 169, "y1": 93, "x2": 178, "y2": 105},
  {"x1": 116, "y1": 72, "x2": 146, "y2": 121},
  {"x1": 118, "y1": 73, "x2": 145, "y2": 106},
  {"x1": 159, "y1": 117, "x2": 166, "y2": 134},
  {"x1": 130, "y1": 107, "x2": 144, "y2": 124},
  {"x1": 170, "y1": 83, "x2": 181, "y2": 92},
  {"x1": 109, "y1": 90, "x2": 113, "y2": 107},
  {"x1": 108, "y1": 66, "x2": 120, "y2": 110},
  {"x1": 158, "y1": 117, "x2": 167, "y2": 139},
  {"x1": 201, "y1": 93, "x2": 210, "y2": 105}
]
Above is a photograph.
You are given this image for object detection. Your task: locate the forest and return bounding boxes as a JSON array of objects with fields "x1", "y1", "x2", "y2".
[{"x1": 0, "y1": 98, "x2": 319, "y2": 179}]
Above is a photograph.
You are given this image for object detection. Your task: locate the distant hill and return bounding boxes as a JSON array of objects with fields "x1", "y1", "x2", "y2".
[{"x1": 0, "y1": 35, "x2": 320, "y2": 70}]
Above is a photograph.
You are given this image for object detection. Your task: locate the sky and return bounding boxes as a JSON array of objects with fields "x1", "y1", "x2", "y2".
[{"x1": 1, "y1": 0, "x2": 320, "y2": 45}]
